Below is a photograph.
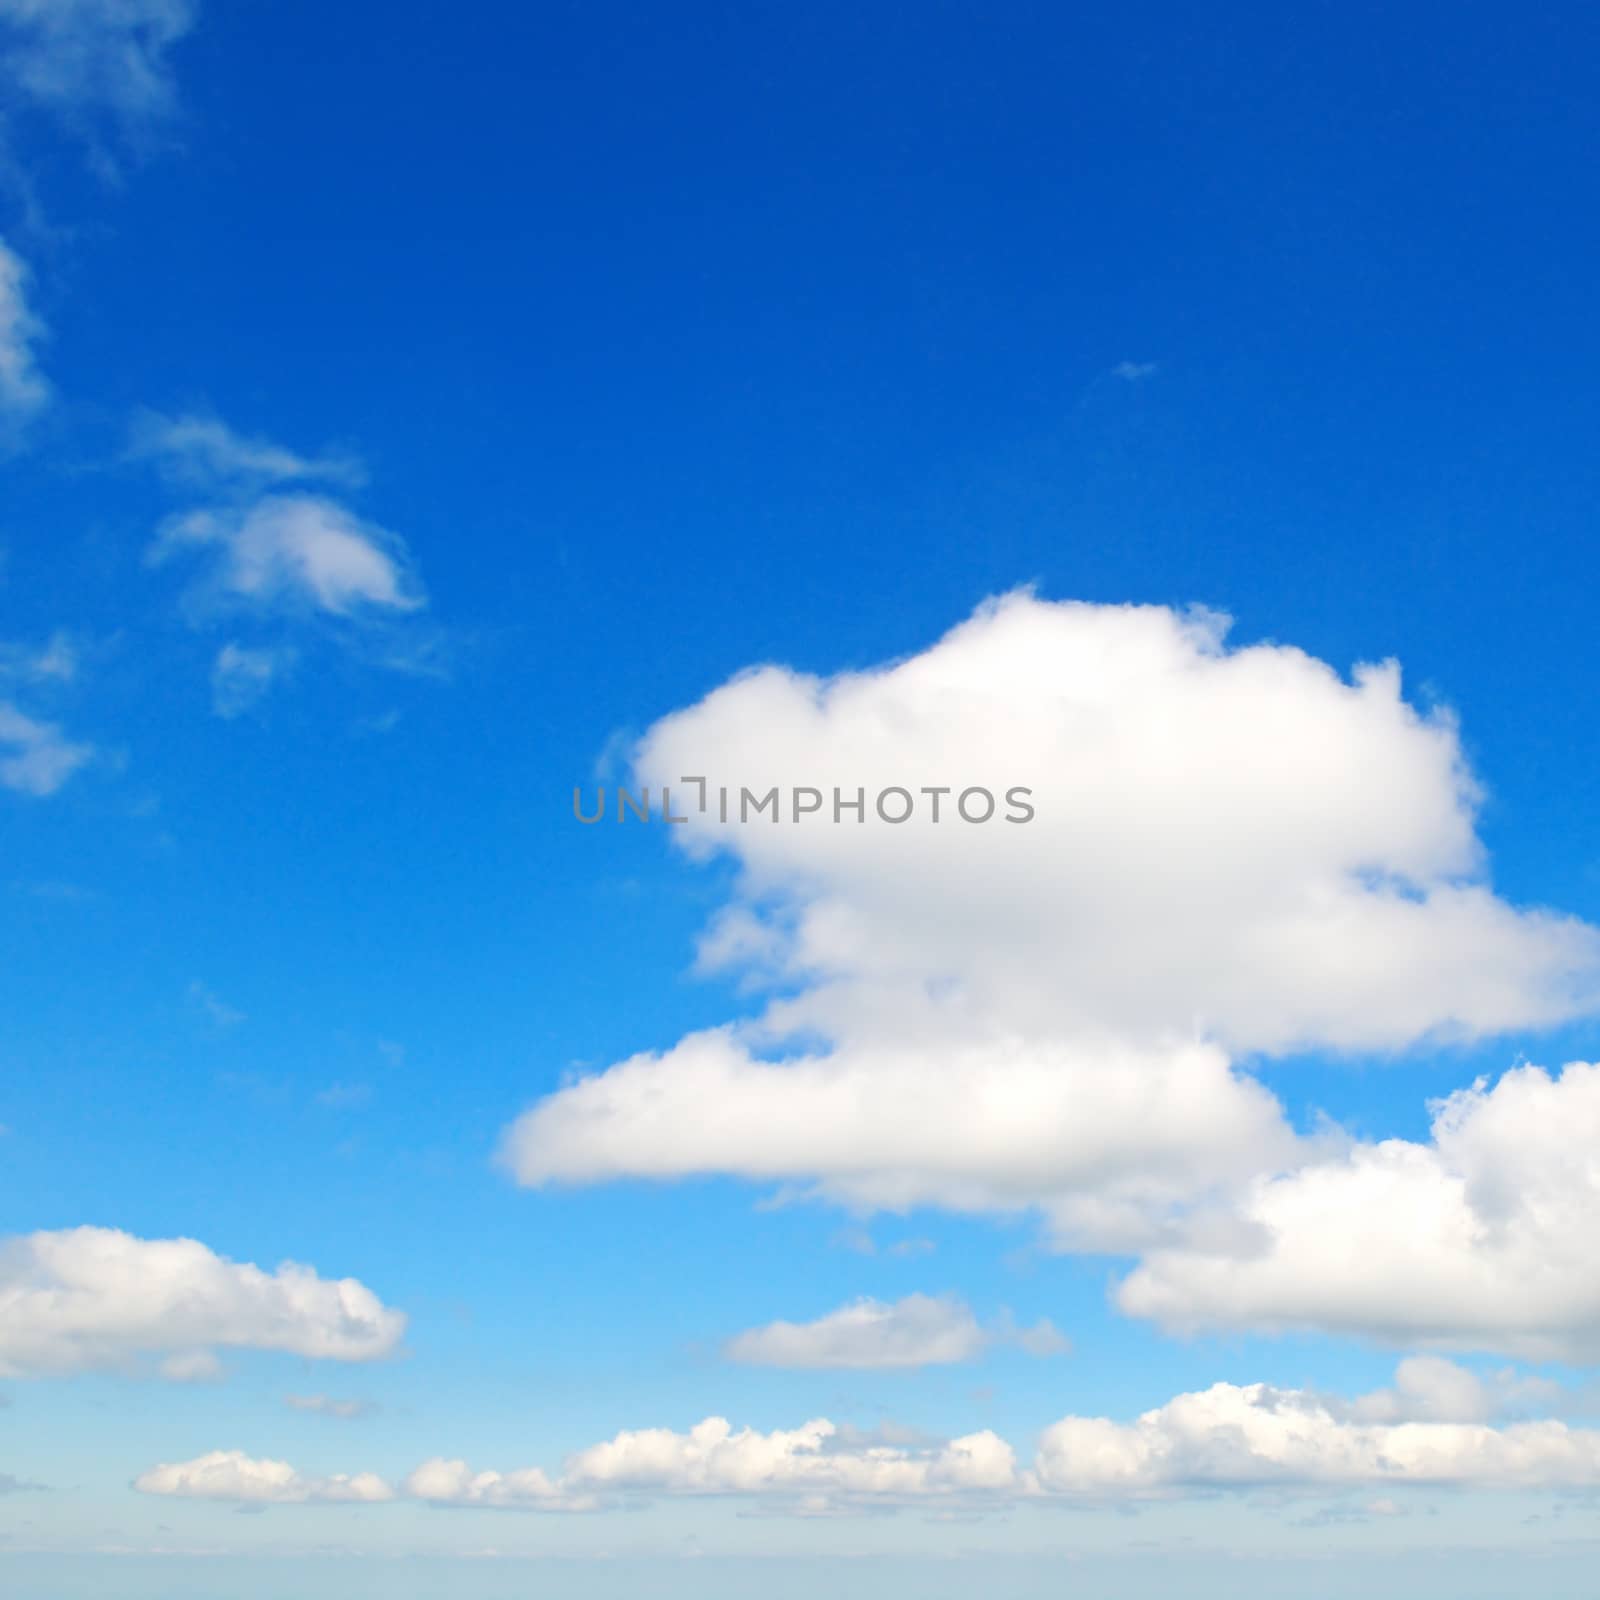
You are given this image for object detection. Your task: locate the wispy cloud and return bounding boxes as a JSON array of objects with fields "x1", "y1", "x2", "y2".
[
  {"x1": 284, "y1": 1393, "x2": 379, "y2": 1421},
  {"x1": 210, "y1": 642, "x2": 292, "y2": 719},
  {"x1": 130, "y1": 411, "x2": 365, "y2": 490},
  {"x1": 135, "y1": 411, "x2": 436, "y2": 712},
  {"x1": 0, "y1": 238, "x2": 48, "y2": 425},
  {"x1": 153, "y1": 496, "x2": 424, "y2": 621},
  {"x1": 0, "y1": 0, "x2": 197, "y2": 148},
  {"x1": 187, "y1": 980, "x2": 244, "y2": 1028},
  {"x1": 0, "y1": 698, "x2": 92, "y2": 795}
]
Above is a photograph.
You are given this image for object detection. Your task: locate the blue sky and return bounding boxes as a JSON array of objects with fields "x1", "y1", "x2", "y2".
[{"x1": 5, "y1": 3, "x2": 1600, "y2": 1596}]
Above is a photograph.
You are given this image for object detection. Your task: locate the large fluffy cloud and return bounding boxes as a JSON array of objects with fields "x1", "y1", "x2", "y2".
[
  {"x1": 510, "y1": 1028, "x2": 1294, "y2": 1251},
  {"x1": 501, "y1": 596, "x2": 1600, "y2": 1282},
  {"x1": 0, "y1": 1226, "x2": 406, "y2": 1378},
  {"x1": 725, "y1": 1292, "x2": 1067, "y2": 1368},
  {"x1": 136, "y1": 1360, "x2": 1600, "y2": 1513},
  {"x1": 1032, "y1": 1373, "x2": 1600, "y2": 1495},
  {"x1": 1118, "y1": 1062, "x2": 1600, "y2": 1361}
]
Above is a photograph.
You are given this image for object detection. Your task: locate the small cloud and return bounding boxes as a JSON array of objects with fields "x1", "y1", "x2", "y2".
[
  {"x1": 315, "y1": 1082, "x2": 372, "y2": 1110},
  {"x1": 188, "y1": 981, "x2": 245, "y2": 1028},
  {"x1": 129, "y1": 411, "x2": 365, "y2": 490},
  {"x1": 726, "y1": 1294, "x2": 1066, "y2": 1370},
  {"x1": 831, "y1": 1227, "x2": 878, "y2": 1256},
  {"x1": 159, "y1": 1348, "x2": 224, "y2": 1384},
  {"x1": 0, "y1": 699, "x2": 93, "y2": 796},
  {"x1": 152, "y1": 495, "x2": 425, "y2": 621},
  {"x1": 0, "y1": 238, "x2": 49, "y2": 426},
  {"x1": 0, "y1": 1472, "x2": 48, "y2": 1495},
  {"x1": 1110, "y1": 360, "x2": 1159, "y2": 381},
  {"x1": 285, "y1": 1393, "x2": 378, "y2": 1421},
  {"x1": 210, "y1": 642, "x2": 292, "y2": 719}
]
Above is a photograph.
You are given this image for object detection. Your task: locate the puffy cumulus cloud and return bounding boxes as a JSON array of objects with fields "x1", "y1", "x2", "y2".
[
  {"x1": 0, "y1": 238, "x2": 47, "y2": 423},
  {"x1": 0, "y1": 1226, "x2": 406, "y2": 1378},
  {"x1": 725, "y1": 1292, "x2": 1067, "y2": 1369},
  {"x1": 403, "y1": 1457, "x2": 590, "y2": 1512},
  {"x1": 502, "y1": 593, "x2": 1600, "y2": 1287},
  {"x1": 562, "y1": 1416, "x2": 1018, "y2": 1501},
  {"x1": 0, "y1": 0, "x2": 196, "y2": 137},
  {"x1": 504, "y1": 1027, "x2": 1294, "y2": 1251},
  {"x1": 625, "y1": 594, "x2": 1597, "y2": 1055},
  {"x1": 1117, "y1": 1062, "x2": 1600, "y2": 1362},
  {"x1": 1033, "y1": 1368, "x2": 1600, "y2": 1496},
  {"x1": 133, "y1": 1450, "x2": 392, "y2": 1505},
  {"x1": 0, "y1": 699, "x2": 92, "y2": 795},
  {"x1": 144, "y1": 1361, "x2": 1600, "y2": 1515},
  {"x1": 153, "y1": 496, "x2": 423, "y2": 620}
]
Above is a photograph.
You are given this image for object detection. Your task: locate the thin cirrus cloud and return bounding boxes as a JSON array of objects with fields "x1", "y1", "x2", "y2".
[
  {"x1": 0, "y1": 632, "x2": 93, "y2": 797},
  {"x1": 0, "y1": 237, "x2": 48, "y2": 424},
  {"x1": 499, "y1": 593, "x2": 1600, "y2": 1356},
  {"x1": 0, "y1": 1226, "x2": 406, "y2": 1379},
  {"x1": 134, "y1": 1358, "x2": 1600, "y2": 1514},
  {"x1": 130, "y1": 409, "x2": 364, "y2": 490},
  {"x1": 724, "y1": 1293, "x2": 1068, "y2": 1369},
  {"x1": 284, "y1": 1394, "x2": 379, "y2": 1421},
  {"x1": 0, "y1": 0, "x2": 197, "y2": 140},
  {"x1": 0, "y1": 698, "x2": 92, "y2": 796}
]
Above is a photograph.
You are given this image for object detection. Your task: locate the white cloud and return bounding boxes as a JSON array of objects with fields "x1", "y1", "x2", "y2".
[
  {"x1": 560, "y1": 1417, "x2": 1017, "y2": 1501},
  {"x1": 285, "y1": 1393, "x2": 378, "y2": 1421},
  {"x1": 0, "y1": 1226, "x2": 406, "y2": 1378},
  {"x1": 501, "y1": 593, "x2": 1600, "y2": 1305},
  {"x1": 504, "y1": 1028, "x2": 1295, "y2": 1252},
  {"x1": 0, "y1": 699, "x2": 91, "y2": 795},
  {"x1": 0, "y1": 0, "x2": 196, "y2": 134},
  {"x1": 153, "y1": 495, "x2": 424, "y2": 620},
  {"x1": 142, "y1": 1360, "x2": 1600, "y2": 1514},
  {"x1": 1118, "y1": 1061, "x2": 1600, "y2": 1362},
  {"x1": 133, "y1": 1450, "x2": 393, "y2": 1505},
  {"x1": 131, "y1": 411, "x2": 364, "y2": 489},
  {"x1": 134, "y1": 414, "x2": 434, "y2": 708},
  {"x1": 210, "y1": 641, "x2": 290, "y2": 718},
  {"x1": 0, "y1": 238, "x2": 48, "y2": 422},
  {"x1": 403, "y1": 1457, "x2": 588, "y2": 1511},
  {"x1": 1031, "y1": 1367, "x2": 1600, "y2": 1495},
  {"x1": 158, "y1": 1348, "x2": 223, "y2": 1383},
  {"x1": 725, "y1": 1293, "x2": 1066, "y2": 1369}
]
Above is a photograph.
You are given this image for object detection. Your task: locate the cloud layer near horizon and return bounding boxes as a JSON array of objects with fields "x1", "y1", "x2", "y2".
[{"x1": 134, "y1": 1358, "x2": 1600, "y2": 1513}]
